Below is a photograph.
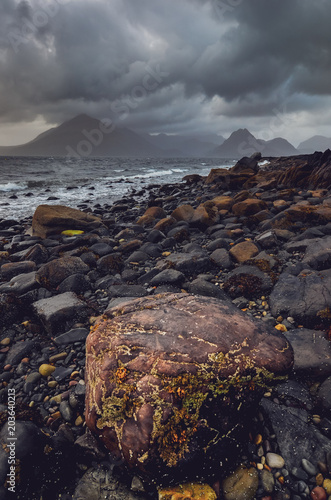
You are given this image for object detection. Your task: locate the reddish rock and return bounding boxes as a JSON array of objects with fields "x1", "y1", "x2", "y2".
[
  {"x1": 310, "y1": 486, "x2": 327, "y2": 500},
  {"x1": 229, "y1": 241, "x2": 260, "y2": 263},
  {"x1": 85, "y1": 293, "x2": 293, "y2": 479},
  {"x1": 232, "y1": 199, "x2": 268, "y2": 217},
  {"x1": 32, "y1": 204, "x2": 103, "y2": 238}
]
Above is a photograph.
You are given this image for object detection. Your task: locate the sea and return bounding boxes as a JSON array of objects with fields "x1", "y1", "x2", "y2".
[{"x1": 0, "y1": 156, "x2": 236, "y2": 221}]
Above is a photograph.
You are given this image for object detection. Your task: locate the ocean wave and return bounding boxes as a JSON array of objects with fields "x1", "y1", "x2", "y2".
[
  {"x1": 133, "y1": 169, "x2": 174, "y2": 179},
  {"x1": 0, "y1": 182, "x2": 27, "y2": 192}
]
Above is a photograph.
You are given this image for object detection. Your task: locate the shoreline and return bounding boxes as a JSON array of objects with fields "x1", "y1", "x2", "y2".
[{"x1": 0, "y1": 151, "x2": 331, "y2": 499}]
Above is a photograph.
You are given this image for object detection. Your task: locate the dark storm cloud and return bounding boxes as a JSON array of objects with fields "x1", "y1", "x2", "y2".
[{"x1": 0, "y1": 0, "x2": 331, "y2": 137}]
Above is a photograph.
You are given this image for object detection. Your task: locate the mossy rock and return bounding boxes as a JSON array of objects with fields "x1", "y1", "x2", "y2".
[{"x1": 85, "y1": 293, "x2": 293, "y2": 482}]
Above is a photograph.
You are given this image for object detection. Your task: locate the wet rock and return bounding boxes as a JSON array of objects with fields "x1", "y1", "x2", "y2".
[
  {"x1": 302, "y1": 235, "x2": 331, "y2": 270},
  {"x1": 6, "y1": 339, "x2": 37, "y2": 365},
  {"x1": 150, "y1": 269, "x2": 185, "y2": 287},
  {"x1": 159, "y1": 483, "x2": 217, "y2": 499},
  {"x1": 261, "y1": 399, "x2": 331, "y2": 470},
  {"x1": 232, "y1": 198, "x2": 267, "y2": 217},
  {"x1": 229, "y1": 241, "x2": 260, "y2": 263},
  {"x1": 1, "y1": 260, "x2": 36, "y2": 280},
  {"x1": 73, "y1": 465, "x2": 144, "y2": 500},
  {"x1": 317, "y1": 376, "x2": 331, "y2": 412},
  {"x1": 158, "y1": 251, "x2": 211, "y2": 276},
  {"x1": 85, "y1": 293, "x2": 293, "y2": 479},
  {"x1": 222, "y1": 465, "x2": 259, "y2": 500},
  {"x1": 0, "y1": 271, "x2": 38, "y2": 295},
  {"x1": 36, "y1": 256, "x2": 89, "y2": 290},
  {"x1": 58, "y1": 273, "x2": 91, "y2": 294},
  {"x1": 171, "y1": 204, "x2": 195, "y2": 223},
  {"x1": 269, "y1": 269, "x2": 331, "y2": 327},
  {"x1": 24, "y1": 243, "x2": 49, "y2": 264},
  {"x1": 210, "y1": 248, "x2": 232, "y2": 269},
  {"x1": 187, "y1": 278, "x2": 229, "y2": 299},
  {"x1": 54, "y1": 328, "x2": 89, "y2": 345},
  {"x1": 284, "y1": 329, "x2": 331, "y2": 377},
  {"x1": 32, "y1": 291, "x2": 87, "y2": 335},
  {"x1": 32, "y1": 204, "x2": 104, "y2": 238}
]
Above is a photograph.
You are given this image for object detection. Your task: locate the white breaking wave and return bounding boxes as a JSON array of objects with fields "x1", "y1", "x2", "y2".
[
  {"x1": 133, "y1": 169, "x2": 174, "y2": 179},
  {"x1": 0, "y1": 182, "x2": 27, "y2": 192}
]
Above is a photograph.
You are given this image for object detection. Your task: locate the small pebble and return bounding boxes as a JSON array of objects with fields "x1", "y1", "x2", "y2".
[
  {"x1": 49, "y1": 352, "x2": 67, "y2": 363},
  {"x1": 266, "y1": 452, "x2": 285, "y2": 469},
  {"x1": 310, "y1": 486, "x2": 327, "y2": 500},
  {"x1": 254, "y1": 434, "x2": 263, "y2": 445},
  {"x1": 0, "y1": 338, "x2": 11, "y2": 346},
  {"x1": 39, "y1": 364, "x2": 55, "y2": 377},
  {"x1": 323, "y1": 479, "x2": 331, "y2": 495},
  {"x1": 316, "y1": 473, "x2": 324, "y2": 486},
  {"x1": 48, "y1": 381, "x2": 58, "y2": 388},
  {"x1": 75, "y1": 415, "x2": 84, "y2": 426}
]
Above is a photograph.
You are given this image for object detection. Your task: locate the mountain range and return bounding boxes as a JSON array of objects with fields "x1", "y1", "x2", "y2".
[
  {"x1": 297, "y1": 135, "x2": 331, "y2": 154},
  {"x1": 0, "y1": 113, "x2": 326, "y2": 158}
]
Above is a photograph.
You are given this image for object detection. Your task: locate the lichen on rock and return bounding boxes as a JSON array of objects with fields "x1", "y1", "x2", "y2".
[{"x1": 85, "y1": 293, "x2": 293, "y2": 481}]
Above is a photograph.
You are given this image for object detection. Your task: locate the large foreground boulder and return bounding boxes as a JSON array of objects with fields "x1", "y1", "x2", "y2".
[
  {"x1": 32, "y1": 204, "x2": 104, "y2": 238},
  {"x1": 85, "y1": 293, "x2": 293, "y2": 482}
]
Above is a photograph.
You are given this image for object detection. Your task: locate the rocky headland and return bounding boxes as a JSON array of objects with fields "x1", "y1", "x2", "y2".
[{"x1": 0, "y1": 150, "x2": 331, "y2": 500}]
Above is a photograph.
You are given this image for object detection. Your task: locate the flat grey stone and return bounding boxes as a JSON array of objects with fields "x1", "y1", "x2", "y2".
[
  {"x1": 269, "y1": 269, "x2": 331, "y2": 326},
  {"x1": 284, "y1": 329, "x2": 331, "y2": 377},
  {"x1": 261, "y1": 399, "x2": 331, "y2": 470},
  {"x1": 32, "y1": 291, "x2": 87, "y2": 335},
  {"x1": 0, "y1": 271, "x2": 38, "y2": 295},
  {"x1": 54, "y1": 328, "x2": 89, "y2": 345}
]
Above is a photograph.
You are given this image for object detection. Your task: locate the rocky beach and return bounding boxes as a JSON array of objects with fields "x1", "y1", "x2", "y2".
[{"x1": 0, "y1": 150, "x2": 331, "y2": 500}]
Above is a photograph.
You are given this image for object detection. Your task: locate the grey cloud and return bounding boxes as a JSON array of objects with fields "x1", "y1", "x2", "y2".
[{"x1": 0, "y1": 0, "x2": 331, "y2": 142}]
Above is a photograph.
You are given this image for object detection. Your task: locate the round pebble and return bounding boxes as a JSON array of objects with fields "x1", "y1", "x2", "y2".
[
  {"x1": 323, "y1": 479, "x2": 331, "y2": 495},
  {"x1": 48, "y1": 381, "x2": 58, "y2": 388},
  {"x1": 0, "y1": 338, "x2": 11, "y2": 346},
  {"x1": 266, "y1": 453, "x2": 285, "y2": 469},
  {"x1": 310, "y1": 486, "x2": 327, "y2": 500},
  {"x1": 39, "y1": 364, "x2": 55, "y2": 377}
]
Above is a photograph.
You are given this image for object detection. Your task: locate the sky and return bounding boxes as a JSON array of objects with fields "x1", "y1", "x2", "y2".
[{"x1": 1, "y1": 0, "x2": 331, "y2": 147}]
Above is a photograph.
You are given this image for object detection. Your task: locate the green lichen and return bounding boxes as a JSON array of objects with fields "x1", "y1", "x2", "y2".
[{"x1": 94, "y1": 351, "x2": 288, "y2": 468}]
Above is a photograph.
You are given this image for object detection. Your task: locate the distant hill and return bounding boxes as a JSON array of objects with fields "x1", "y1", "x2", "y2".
[
  {"x1": 0, "y1": 115, "x2": 297, "y2": 158},
  {"x1": 298, "y1": 135, "x2": 331, "y2": 154},
  {"x1": 145, "y1": 132, "x2": 225, "y2": 157},
  {"x1": 0, "y1": 114, "x2": 165, "y2": 158},
  {"x1": 212, "y1": 128, "x2": 298, "y2": 158}
]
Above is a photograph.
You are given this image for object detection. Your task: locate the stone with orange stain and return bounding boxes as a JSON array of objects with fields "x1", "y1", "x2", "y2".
[{"x1": 158, "y1": 482, "x2": 217, "y2": 500}]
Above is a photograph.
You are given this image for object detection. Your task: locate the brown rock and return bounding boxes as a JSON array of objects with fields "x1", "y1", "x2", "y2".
[
  {"x1": 191, "y1": 202, "x2": 219, "y2": 228},
  {"x1": 159, "y1": 483, "x2": 217, "y2": 499},
  {"x1": 222, "y1": 465, "x2": 259, "y2": 500},
  {"x1": 137, "y1": 206, "x2": 167, "y2": 227},
  {"x1": 32, "y1": 204, "x2": 103, "y2": 238},
  {"x1": 229, "y1": 241, "x2": 259, "y2": 263},
  {"x1": 232, "y1": 199, "x2": 268, "y2": 217},
  {"x1": 211, "y1": 195, "x2": 234, "y2": 211},
  {"x1": 171, "y1": 204, "x2": 195, "y2": 223},
  {"x1": 36, "y1": 256, "x2": 89, "y2": 290},
  {"x1": 85, "y1": 293, "x2": 293, "y2": 478},
  {"x1": 154, "y1": 217, "x2": 176, "y2": 232}
]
